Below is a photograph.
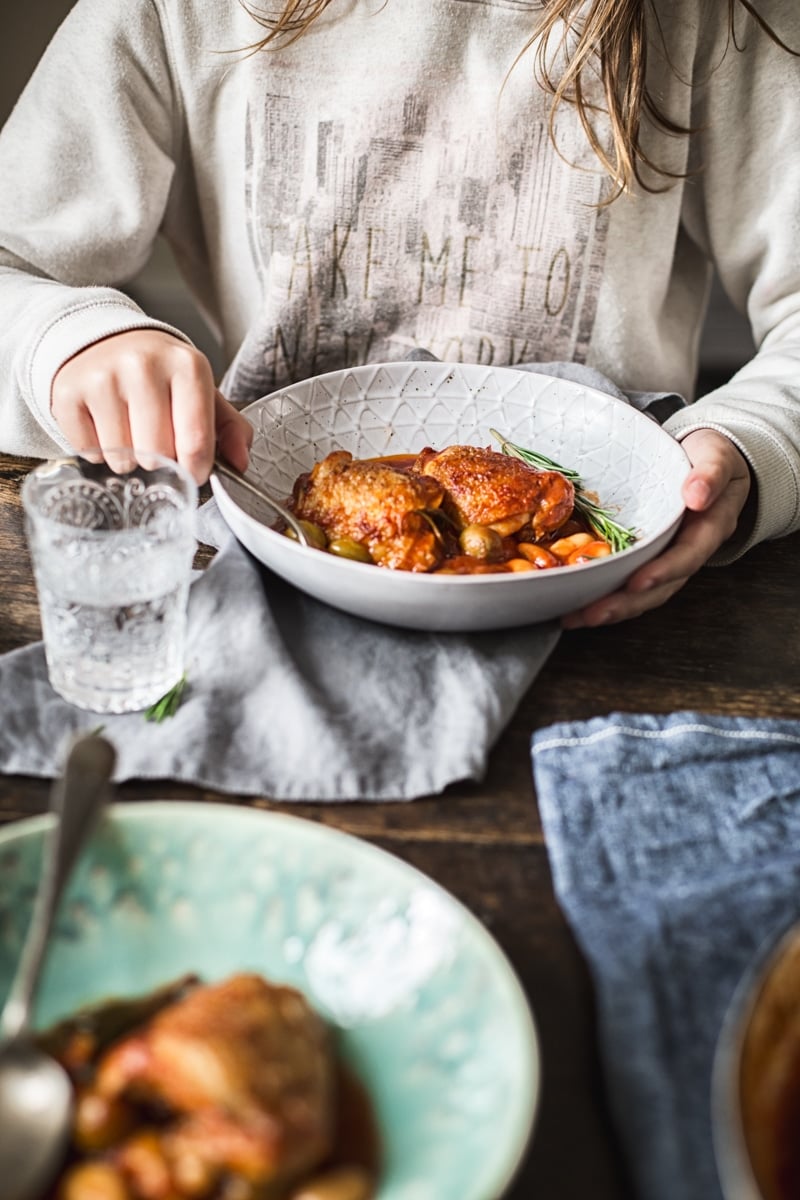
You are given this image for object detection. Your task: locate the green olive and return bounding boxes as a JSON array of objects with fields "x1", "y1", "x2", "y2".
[
  {"x1": 327, "y1": 536, "x2": 374, "y2": 564},
  {"x1": 459, "y1": 523, "x2": 503, "y2": 560},
  {"x1": 285, "y1": 520, "x2": 328, "y2": 549}
]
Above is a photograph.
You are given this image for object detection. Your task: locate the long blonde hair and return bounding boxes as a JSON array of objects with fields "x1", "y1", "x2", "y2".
[{"x1": 241, "y1": 0, "x2": 797, "y2": 198}]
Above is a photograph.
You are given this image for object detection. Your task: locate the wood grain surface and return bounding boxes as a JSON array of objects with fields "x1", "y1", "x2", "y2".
[{"x1": 2, "y1": 451, "x2": 799, "y2": 1200}]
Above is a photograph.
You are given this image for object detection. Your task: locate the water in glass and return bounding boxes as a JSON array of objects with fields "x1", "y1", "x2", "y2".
[{"x1": 22, "y1": 454, "x2": 197, "y2": 714}]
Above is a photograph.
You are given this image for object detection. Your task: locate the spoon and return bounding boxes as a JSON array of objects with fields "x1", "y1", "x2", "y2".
[
  {"x1": 211, "y1": 455, "x2": 310, "y2": 546},
  {"x1": 0, "y1": 733, "x2": 116, "y2": 1200}
]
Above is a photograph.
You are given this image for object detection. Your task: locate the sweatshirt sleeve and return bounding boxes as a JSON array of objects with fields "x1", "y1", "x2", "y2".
[
  {"x1": 0, "y1": 0, "x2": 191, "y2": 458},
  {"x1": 665, "y1": 2, "x2": 800, "y2": 562}
]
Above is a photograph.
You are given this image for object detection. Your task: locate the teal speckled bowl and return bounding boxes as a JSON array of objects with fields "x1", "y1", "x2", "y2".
[{"x1": 0, "y1": 802, "x2": 539, "y2": 1200}]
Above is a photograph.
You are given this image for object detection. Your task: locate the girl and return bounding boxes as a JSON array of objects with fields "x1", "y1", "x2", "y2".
[{"x1": 0, "y1": 0, "x2": 797, "y2": 626}]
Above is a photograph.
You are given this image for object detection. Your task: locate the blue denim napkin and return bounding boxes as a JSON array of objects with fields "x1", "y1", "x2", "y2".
[{"x1": 531, "y1": 711, "x2": 800, "y2": 1200}]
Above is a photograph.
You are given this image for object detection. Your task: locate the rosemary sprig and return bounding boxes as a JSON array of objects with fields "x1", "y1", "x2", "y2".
[
  {"x1": 145, "y1": 672, "x2": 188, "y2": 723},
  {"x1": 489, "y1": 428, "x2": 638, "y2": 553}
]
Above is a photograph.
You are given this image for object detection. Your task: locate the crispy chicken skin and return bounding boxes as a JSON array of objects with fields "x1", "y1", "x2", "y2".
[
  {"x1": 291, "y1": 450, "x2": 446, "y2": 571},
  {"x1": 93, "y1": 973, "x2": 334, "y2": 1196},
  {"x1": 414, "y1": 445, "x2": 574, "y2": 537}
]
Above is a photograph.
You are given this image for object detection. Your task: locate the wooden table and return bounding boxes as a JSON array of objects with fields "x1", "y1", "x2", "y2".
[{"x1": 2, "y1": 448, "x2": 799, "y2": 1199}]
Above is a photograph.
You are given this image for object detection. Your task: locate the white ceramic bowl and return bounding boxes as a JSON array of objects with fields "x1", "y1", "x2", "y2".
[{"x1": 211, "y1": 362, "x2": 690, "y2": 631}]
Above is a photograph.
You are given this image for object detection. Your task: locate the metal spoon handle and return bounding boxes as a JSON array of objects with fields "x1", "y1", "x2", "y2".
[
  {"x1": 0, "y1": 735, "x2": 116, "y2": 1042},
  {"x1": 212, "y1": 456, "x2": 310, "y2": 547}
]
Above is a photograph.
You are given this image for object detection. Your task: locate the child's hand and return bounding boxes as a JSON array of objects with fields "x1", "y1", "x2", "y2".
[
  {"x1": 561, "y1": 428, "x2": 752, "y2": 627},
  {"x1": 51, "y1": 329, "x2": 252, "y2": 483}
]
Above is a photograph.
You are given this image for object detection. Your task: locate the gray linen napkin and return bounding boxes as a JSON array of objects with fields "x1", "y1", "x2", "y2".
[
  {"x1": 531, "y1": 711, "x2": 800, "y2": 1200},
  {"x1": 0, "y1": 530, "x2": 559, "y2": 800}
]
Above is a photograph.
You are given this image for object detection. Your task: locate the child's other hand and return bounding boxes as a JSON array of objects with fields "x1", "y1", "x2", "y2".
[
  {"x1": 51, "y1": 329, "x2": 252, "y2": 483},
  {"x1": 561, "y1": 428, "x2": 752, "y2": 628}
]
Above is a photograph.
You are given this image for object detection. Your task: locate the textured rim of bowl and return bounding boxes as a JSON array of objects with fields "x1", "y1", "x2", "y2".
[
  {"x1": 711, "y1": 918, "x2": 800, "y2": 1200},
  {"x1": 0, "y1": 800, "x2": 541, "y2": 1200}
]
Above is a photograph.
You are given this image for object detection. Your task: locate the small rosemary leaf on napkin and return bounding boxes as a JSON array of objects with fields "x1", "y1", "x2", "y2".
[{"x1": 145, "y1": 672, "x2": 188, "y2": 722}]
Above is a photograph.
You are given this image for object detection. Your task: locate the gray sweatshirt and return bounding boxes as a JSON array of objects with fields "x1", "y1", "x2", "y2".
[{"x1": 0, "y1": 0, "x2": 798, "y2": 559}]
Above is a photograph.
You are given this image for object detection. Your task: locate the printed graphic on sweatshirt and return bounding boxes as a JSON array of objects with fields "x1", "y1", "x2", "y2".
[{"x1": 229, "y1": 18, "x2": 610, "y2": 403}]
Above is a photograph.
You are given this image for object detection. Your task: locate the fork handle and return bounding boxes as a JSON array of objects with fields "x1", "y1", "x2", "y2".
[
  {"x1": 0, "y1": 735, "x2": 115, "y2": 1042},
  {"x1": 212, "y1": 456, "x2": 310, "y2": 547}
]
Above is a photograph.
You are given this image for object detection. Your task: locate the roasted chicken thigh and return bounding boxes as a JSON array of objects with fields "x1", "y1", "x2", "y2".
[
  {"x1": 414, "y1": 444, "x2": 575, "y2": 537},
  {"x1": 291, "y1": 449, "x2": 446, "y2": 571},
  {"x1": 92, "y1": 973, "x2": 334, "y2": 1197}
]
